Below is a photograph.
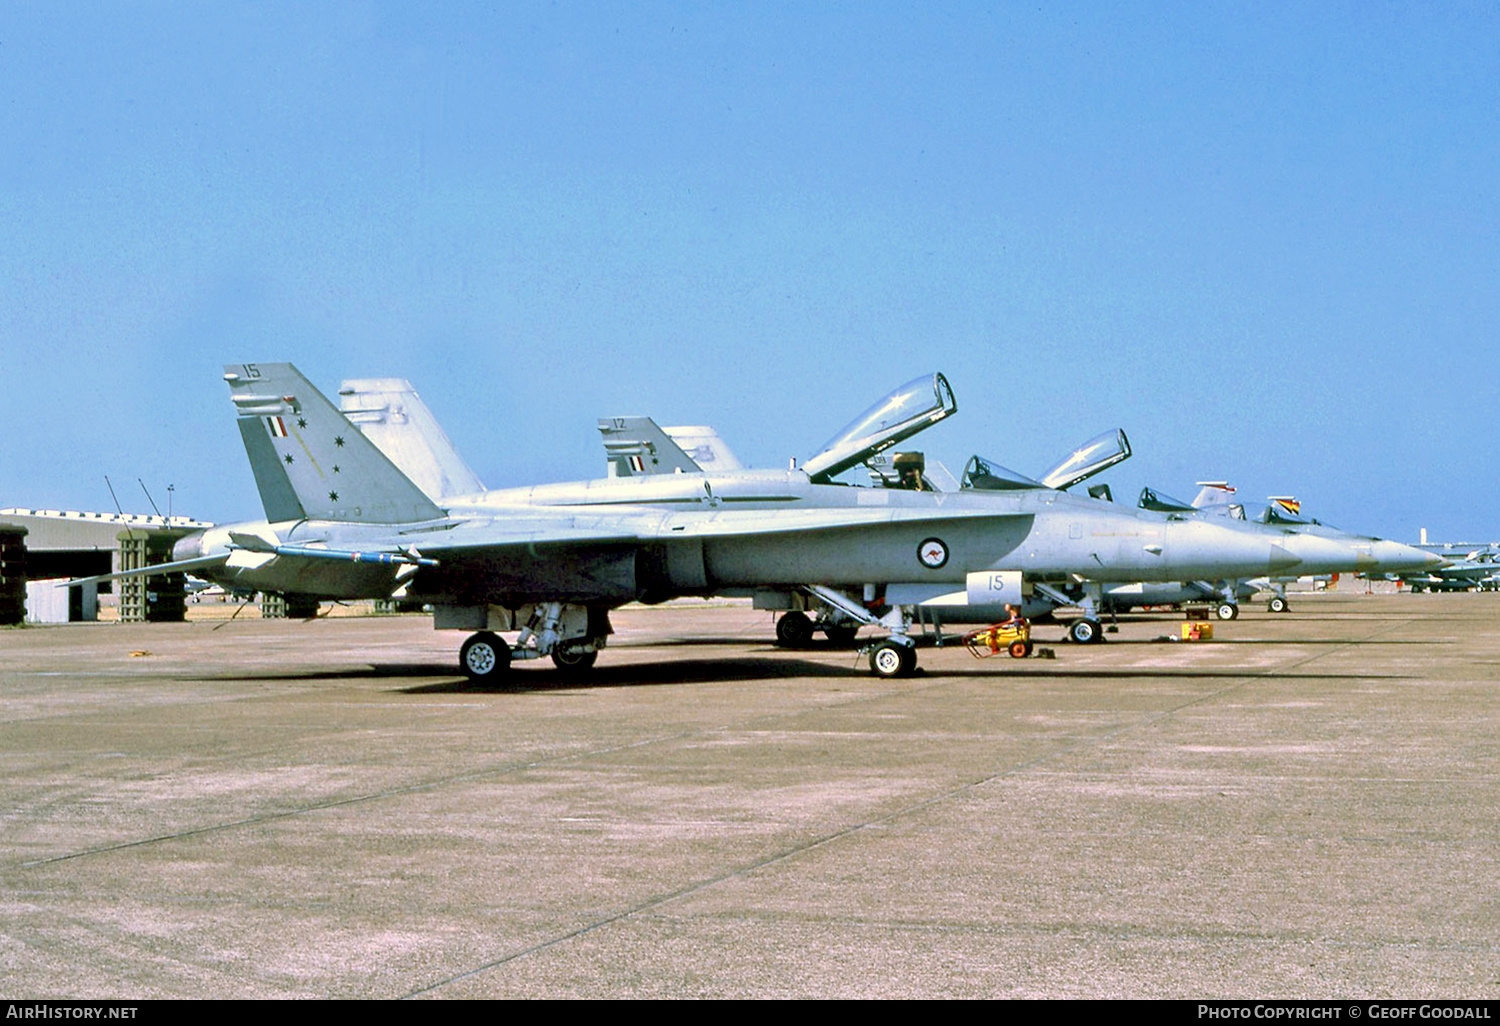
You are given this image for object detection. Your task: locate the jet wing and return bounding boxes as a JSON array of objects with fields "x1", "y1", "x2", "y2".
[{"x1": 408, "y1": 504, "x2": 1026, "y2": 554}]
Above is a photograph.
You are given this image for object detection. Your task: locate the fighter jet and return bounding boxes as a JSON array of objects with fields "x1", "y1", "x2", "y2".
[
  {"x1": 1136, "y1": 485, "x2": 1444, "y2": 615},
  {"x1": 587, "y1": 411, "x2": 1441, "y2": 638},
  {"x1": 1367, "y1": 530, "x2": 1499, "y2": 593},
  {"x1": 1397, "y1": 555, "x2": 1500, "y2": 593},
  {"x1": 80, "y1": 363, "x2": 1332, "y2": 682}
]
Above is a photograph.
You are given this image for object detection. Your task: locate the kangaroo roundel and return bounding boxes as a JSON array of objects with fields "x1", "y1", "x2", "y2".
[{"x1": 917, "y1": 537, "x2": 949, "y2": 569}]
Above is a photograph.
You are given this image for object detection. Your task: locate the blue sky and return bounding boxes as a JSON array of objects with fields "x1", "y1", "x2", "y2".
[{"x1": 2, "y1": 2, "x2": 1496, "y2": 541}]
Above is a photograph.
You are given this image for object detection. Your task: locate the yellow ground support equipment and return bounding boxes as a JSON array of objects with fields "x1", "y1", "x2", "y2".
[{"x1": 963, "y1": 621, "x2": 1033, "y2": 659}]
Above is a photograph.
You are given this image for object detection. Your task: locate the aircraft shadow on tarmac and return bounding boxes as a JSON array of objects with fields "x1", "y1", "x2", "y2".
[
  {"x1": 404, "y1": 657, "x2": 861, "y2": 692},
  {"x1": 206, "y1": 656, "x2": 857, "y2": 691},
  {"x1": 208, "y1": 658, "x2": 1416, "y2": 692}
]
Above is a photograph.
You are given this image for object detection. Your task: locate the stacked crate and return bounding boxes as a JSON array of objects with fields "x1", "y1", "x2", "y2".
[
  {"x1": 0, "y1": 526, "x2": 26, "y2": 625},
  {"x1": 116, "y1": 531, "x2": 187, "y2": 623}
]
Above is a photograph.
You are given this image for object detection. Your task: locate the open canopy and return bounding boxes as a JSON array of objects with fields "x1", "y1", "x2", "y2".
[
  {"x1": 803, "y1": 373, "x2": 957, "y2": 483},
  {"x1": 1038, "y1": 429, "x2": 1132, "y2": 491}
]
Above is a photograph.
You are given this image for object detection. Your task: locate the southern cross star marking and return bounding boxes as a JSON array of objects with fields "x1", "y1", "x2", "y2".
[
  {"x1": 332, "y1": 465, "x2": 341, "y2": 474},
  {"x1": 334, "y1": 436, "x2": 345, "y2": 447},
  {"x1": 283, "y1": 454, "x2": 294, "y2": 465},
  {"x1": 296, "y1": 417, "x2": 307, "y2": 429},
  {"x1": 329, "y1": 491, "x2": 339, "y2": 502}
]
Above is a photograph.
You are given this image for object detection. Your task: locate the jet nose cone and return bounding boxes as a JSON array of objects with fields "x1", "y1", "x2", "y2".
[{"x1": 1367, "y1": 540, "x2": 1447, "y2": 574}]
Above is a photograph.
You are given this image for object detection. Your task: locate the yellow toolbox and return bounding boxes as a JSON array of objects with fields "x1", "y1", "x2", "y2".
[{"x1": 1181, "y1": 622, "x2": 1214, "y2": 641}]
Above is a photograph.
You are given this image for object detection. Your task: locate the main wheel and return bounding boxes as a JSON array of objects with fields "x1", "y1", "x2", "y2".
[
  {"x1": 868, "y1": 640, "x2": 917, "y2": 679},
  {"x1": 1215, "y1": 602, "x2": 1239, "y2": 620},
  {"x1": 551, "y1": 644, "x2": 599, "y2": 674},
  {"x1": 824, "y1": 624, "x2": 860, "y2": 647},
  {"x1": 460, "y1": 631, "x2": 511, "y2": 682},
  {"x1": 775, "y1": 611, "x2": 815, "y2": 647},
  {"x1": 1268, "y1": 595, "x2": 1289, "y2": 613},
  {"x1": 1067, "y1": 618, "x2": 1101, "y2": 644}
]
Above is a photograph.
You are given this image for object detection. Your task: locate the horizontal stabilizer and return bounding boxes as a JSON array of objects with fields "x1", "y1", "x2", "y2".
[{"x1": 62, "y1": 553, "x2": 231, "y2": 588}]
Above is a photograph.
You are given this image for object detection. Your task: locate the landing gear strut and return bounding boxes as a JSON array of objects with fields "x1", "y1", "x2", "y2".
[{"x1": 456, "y1": 604, "x2": 611, "y2": 681}]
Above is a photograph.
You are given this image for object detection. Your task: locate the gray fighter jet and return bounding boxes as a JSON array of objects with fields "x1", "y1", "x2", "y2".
[
  {"x1": 586, "y1": 412, "x2": 1441, "y2": 639},
  {"x1": 91, "y1": 363, "x2": 1342, "y2": 680},
  {"x1": 1136, "y1": 485, "x2": 1441, "y2": 615},
  {"x1": 1397, "y1": 531, "x2": 1500, "y2": 592}
]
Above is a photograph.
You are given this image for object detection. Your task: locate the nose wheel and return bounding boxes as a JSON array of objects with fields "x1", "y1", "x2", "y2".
[
  {"x1": 868, "y1": 640, "x2": 918, "y2": 679},
  {"x1": 1067, "y1": 618, "x2": 1103, "y2": 644}
]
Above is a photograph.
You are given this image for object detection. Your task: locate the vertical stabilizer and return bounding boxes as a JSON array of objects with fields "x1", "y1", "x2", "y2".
[
  {"x1": 339, "y1": 378, "x2": 485, "y2": 500},
  {"x1": 1191, "y1": 481, "x2": 1236, "y2": 509},
  {"x1": 661, "y1": 426, "x2": 743, "y2": 472},
  {"x1": 224, "y1": 363, "x2": 445, "y2": 524},
  {"x1": 598, "y1": 416, "x2": 704, "y2": 477}
]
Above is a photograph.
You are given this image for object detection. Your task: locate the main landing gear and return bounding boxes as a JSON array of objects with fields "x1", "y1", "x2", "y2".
[
  {"x1": 457, "y1": 603, "x2": 610, "y2": 682},
  {"x1": 1267, "y1": 595, "x2": 1290, "y2": 613},
  {"x1": 775, "y1": 610, "x2": 815, "y2": 646},
  {"x1": 774, "y1": 610, "x2": 862, "y2": 648},
  {"x1": 550, "y1": 644, "x2": 599, "y2": 675}
]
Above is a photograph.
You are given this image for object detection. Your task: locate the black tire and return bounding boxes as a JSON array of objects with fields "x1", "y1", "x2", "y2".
[
  {"x1": 460, "y1": 631, "x2": 511, "y2": 682},
  {"x1": 1268, "y1": 596, "x2": 1289, "y2": 613},
  {"x1": 551, "y1": 645, "x2": 599, "y2": 674},
  {"x1": 1067, "y1": 618, "x2": 1101, "y2": 644},
  {"x1": 775, "y1": 611, "x2": 815, "y2": 647},
  {"x1": 1215, "y1": 602, "x2": 1239, "y2": 621},
  {"x1": 1008, "y1": 640, "x2": 1029, "y2": 659},
  {"x1": 869, "y1": 640, "x2": 917, "y2": 679},
  {"x1": 824, "y1": 624, "x2": 860, "y2": 647}
]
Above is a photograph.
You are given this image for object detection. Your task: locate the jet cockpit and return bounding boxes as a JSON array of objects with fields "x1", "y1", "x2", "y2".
[
  {"x1": 1139, "y1": 485, "x2": 1249, "y2": 521},
  {"x1": 1256, "y1": 503, "x2": 1331, "y2": 529},
  {"x1": 959, "y1": 456, "x2": 1045, "y2": 491},
  {"x1": 959, "y1": 428, "x2": 1131, "y2": 495},
  {"x1": 1138, "y1": 487, "x2": 1199, "y2": 514}
]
